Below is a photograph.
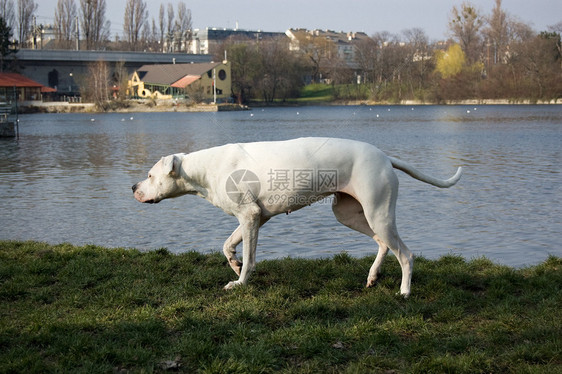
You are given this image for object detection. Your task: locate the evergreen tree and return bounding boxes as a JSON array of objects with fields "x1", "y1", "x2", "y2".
[{"x1": 0, "y1": 16, "x2": 18, "y2": 72}]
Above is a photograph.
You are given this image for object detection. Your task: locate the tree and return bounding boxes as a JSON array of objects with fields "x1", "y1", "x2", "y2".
[
  {"x1": 158, "y1": 4, "x2": 165, "y2": 51},
  {"x1": 54, "y1": 0, "x2": 76, "y2": 49},
  {"x1": 0, "y1": 0, "x2": 15, "y2": 31},
  {"x1": 222, "y1": 41, "x2": 261, "y2": 104},
  {"x1": 16, "y1": 0, "x2": 37, "y2": 47},
  {"x1": 402, "y1": 28, "x2": 432, "y2": 98},
  {"x1": 112, "y1": 60, "x2": 128, "y2": 100},
  {"x1": 80, "y1": 0, "x2": 110, "y2": 50},
  {"x1": 354, "y1": 36, "x2": 379, "y2": 85},
  {"x1": 84, "y1": 59, "x2": 110, "y2": 108},
  {"x1": 165, "y1": 3, "x2": 173, "y2": 51},
  {"x1": 435, "y1": 43, "x2": 466, "y2": 78},
  {"x1": 256, "y1": 38, "x2": 304, "y2": 102},
  {"x1": 291, "y1": 30, "x2": 337, "y2": 83},
  {"x1": 484, "y1": 0, "x2": 509, "y2": 65},
  {"x1": 449, "y1": 1, "x2": 483, "y2": 64},
  {"x1": 548, "y1": 21, "x2": 562, "y2": 69},
  {"x1": 0, "y1": 16, "x2": 18, "y2": 72},
  {"x1": 174, "y1": 1, "x2": 191, "y2": 52},
  {"x1": 123, "y1": 0, "x2": 147, "y2": 51},
  {"x1": 509, "y1": 31, "x2": 562, "y2": 100}
]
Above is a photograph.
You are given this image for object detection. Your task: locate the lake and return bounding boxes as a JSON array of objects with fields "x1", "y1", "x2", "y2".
[{"x1": 1, "y1": 105, "x2": 560, "y2": 267}]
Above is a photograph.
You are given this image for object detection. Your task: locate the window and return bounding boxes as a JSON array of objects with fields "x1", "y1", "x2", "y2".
[{"x1": 218, "y1": 69, "x2": 227, "y2": 81}]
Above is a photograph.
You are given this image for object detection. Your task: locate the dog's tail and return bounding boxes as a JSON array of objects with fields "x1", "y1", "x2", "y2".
[{"x1": 389, "y1": 157, "x2": 463, "y2": 188}]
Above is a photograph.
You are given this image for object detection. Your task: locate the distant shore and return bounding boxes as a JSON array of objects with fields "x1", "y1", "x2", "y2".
[{"x1": 18, "y1": 98, "x2": 561, "y2": 114}]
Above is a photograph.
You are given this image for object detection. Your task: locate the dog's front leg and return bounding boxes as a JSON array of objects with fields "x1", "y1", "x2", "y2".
[
  {"x1": 223, "y1": 225, "x2": 243, "y2": 276},
  {"x1": 224, "y1": 204, "x2": 262, "y2": 290}
]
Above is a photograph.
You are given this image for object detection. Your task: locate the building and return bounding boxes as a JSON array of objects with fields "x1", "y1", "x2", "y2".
[
  {"x1": 16, "y1": 49, "x2": 212, "y2": 96},
  {"x1": 129, "y1": 61, "x2": 231, "y2": 102},
  {"x1": 0, "y1": 72, "x2": 51, "y2": 104},
  {"x1": 190, "y1": 27, "x2": 286, "y2": 55},
  {"x1": 26, "y1": 24, "x2": 57, "y2": 49},
  {"x1": 285, "y1": 29, "x2": 370, "y2": 67}
]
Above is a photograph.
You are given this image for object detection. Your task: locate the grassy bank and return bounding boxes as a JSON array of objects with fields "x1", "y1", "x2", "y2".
[{"x1": 1, "y1": 241, "x2": 560, "y2": 373}]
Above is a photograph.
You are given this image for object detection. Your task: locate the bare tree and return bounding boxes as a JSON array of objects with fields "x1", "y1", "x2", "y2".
[
  {"x1": 16, "y1": 0, "x2": 37, "y2": 47},
  {"x1": 165, "y1": 2, "x2": 174, "y2": 51},
  {"x1": 54, "y1": 0, "x2": 76, "y2": 49},
  {"x1": 175, "y1": 1, "x2": 191, "y2": 52},
  {"x1": 80, "y1": 0, "x2": 110, "y2": 50},
  {"x1": 354, "y1": 36, "x2": 379, "y2": 84},
  {"x1": 548, "y1": 21, "x2": 562, "y2": 68},
  {"x1": 402, "y1": 28, "x2": 432, "y2": 97},
  {"x1": 0, "y1": 0, "x2": 15, "y2": 31},
  {"x1": 113, "y1": 59, "x2": 128, "y2": 100},
  {"x1": 290, "y1": 30, "x2": 337, "y2": 83},
  {"x1": 483, "y1": 0, "x2": 510, "y2": 65},
  {"x1": 158, "y1": 3, "x2": 165, "y2": 51},
  {"x1": 257, "y1": 38, "x2": 304, "y2": 102},
  {"x1": 448, "y1": 1, "x2": 484, "y2": 64},
  {"x1": 84, "y1": 59, "x2": 110, "y2": 108},
  {"x1": 123, "y1": 0, "x2": 147, "y2": 51}
]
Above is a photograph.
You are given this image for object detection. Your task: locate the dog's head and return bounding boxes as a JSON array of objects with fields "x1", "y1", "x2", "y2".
[{"x1": 132, "y1": 154, "x2": 185, "y2": 204}]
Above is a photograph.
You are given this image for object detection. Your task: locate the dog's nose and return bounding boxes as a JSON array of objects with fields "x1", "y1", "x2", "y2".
[{"x1": 132, "y1": 183, "x2": 138, "y2": 193}]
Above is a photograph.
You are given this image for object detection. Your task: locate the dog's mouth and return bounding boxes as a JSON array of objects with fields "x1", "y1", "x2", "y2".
[{"x1": 144, "y1": 199, "x2": 157, "y2": 204}]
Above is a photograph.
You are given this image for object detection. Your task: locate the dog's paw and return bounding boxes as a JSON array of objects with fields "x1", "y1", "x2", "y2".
[
  {"x1": 224, "y1": 281, "x2": 241, "y2": 290},
  {"x1": 396, "y1": 290, "x2": 410, "y2": 299}
]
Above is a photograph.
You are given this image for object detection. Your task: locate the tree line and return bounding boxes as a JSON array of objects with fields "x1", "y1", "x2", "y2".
[
  {"x1": 219, "y1": 0, "x2": 561, "y2": 104},
  {"x1": 0, "y1": 0, "x2": 560, "y2": 104},
  {"x1": 0, "y1": 0, "x2": 191, "y2": 52}
]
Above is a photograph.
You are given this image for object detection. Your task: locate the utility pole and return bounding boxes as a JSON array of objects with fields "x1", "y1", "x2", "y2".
[
  {"x1": 213, "y1": 68, "x2": 217, "y2": 104},
  {"x1": 75, "y1": 16, "x2": 80, "y2": 51}
]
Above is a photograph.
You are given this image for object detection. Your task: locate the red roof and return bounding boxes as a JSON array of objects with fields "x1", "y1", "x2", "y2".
[
  {"x1": 170, "y1": 75, "x2": 201, "y2": 89},
  {"x1": 0, "y1": 72, "x2": 44, "y2": 88}
]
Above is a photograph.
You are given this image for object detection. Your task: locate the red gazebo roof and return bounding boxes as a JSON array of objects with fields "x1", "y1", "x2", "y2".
[{"x1": 0, "y1": 72, "x2": 44, "y2": 88}]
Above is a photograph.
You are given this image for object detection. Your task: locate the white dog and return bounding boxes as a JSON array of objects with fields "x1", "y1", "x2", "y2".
[{"x1": 132, "y1": 137, "x2": 462, "y2": 296}]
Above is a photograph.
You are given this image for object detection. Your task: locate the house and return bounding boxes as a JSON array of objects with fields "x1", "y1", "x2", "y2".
[
  {"x1": 285, "y1": 29, "x2": 370, "y2": 67},
  {"x1": 190, "y1": 27, "x2": 286, "y2": 55},
  {"x1": 17, "y1": 49, "x2": 211, "y2": 95},
  {"x1": 0, "y1": 72, "x2": 52, "y2": 104},
  {"x1": 129, "y1": 61, "x2": 231, "y2": 102}
]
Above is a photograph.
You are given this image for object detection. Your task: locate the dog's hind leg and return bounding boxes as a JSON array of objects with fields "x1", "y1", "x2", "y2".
[
  {"x1": 352, "y1": 169, "x2": 414, "y2": 297},
  {"x1": 332, "y1": 192, "x2": 390, "y2": 288},
  {"x1": 367, "y1": 235, "x2": 389, "y2": 288}
]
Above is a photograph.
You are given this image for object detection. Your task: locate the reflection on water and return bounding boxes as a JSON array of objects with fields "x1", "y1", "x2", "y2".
[{"x1": 1, "y1": 105, "x2": 560, "y2": 267}]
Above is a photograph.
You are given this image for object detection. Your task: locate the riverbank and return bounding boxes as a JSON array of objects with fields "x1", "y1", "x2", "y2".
[
  {"x1": 18, "y1": 100, "x2": 249, "y2": 114},
  {"x1": 17, "y1": 97, "x2": 561, "y2": 114},
  {"x1": 1, "y1": 241, "x2": 560, "y2": 373}
]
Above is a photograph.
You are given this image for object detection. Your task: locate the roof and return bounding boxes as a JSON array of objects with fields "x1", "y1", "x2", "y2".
[
  {"x1": 170, "y1": 75, "x2": 201, "y2": 88},
  {"x1": 287, "y1": 29, "x2": 370, "y2": 44},
  {"x1": 135, "y1": 63, "x2": 222, "y2": 85},
  {"x1": 17, "y1": 49, "x2": 211, "y2": 64},
  {"x1": 0, "y1": 73, "x2": 44, "y2": 88}
]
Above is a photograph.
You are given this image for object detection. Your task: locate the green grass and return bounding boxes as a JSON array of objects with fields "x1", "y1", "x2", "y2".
[
  {"x1": 298, "y1": 84, "x2": 334, "y2": 103},
  {"x1": 1, "y1": 241, "x2": 561, "y2": 373}
]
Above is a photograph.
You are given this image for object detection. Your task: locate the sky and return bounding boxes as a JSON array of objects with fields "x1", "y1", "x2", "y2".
[{"x1": 35, "y1": 0, "x2": 561, "y2": 41}]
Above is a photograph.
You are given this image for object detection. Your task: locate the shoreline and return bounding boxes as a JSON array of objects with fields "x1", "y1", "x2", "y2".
[{"x1": 17, "y1": 98, "x2": 562, "y2": 114}]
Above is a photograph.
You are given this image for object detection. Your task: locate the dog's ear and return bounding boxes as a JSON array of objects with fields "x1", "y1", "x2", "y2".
[{"x1": 161, "y1": 155, "x2": 182, "y2": 176}]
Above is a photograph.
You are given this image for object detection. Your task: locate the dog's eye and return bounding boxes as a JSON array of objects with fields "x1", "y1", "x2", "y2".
[{"x1": 148, "y1": 173, "x2": 152, "y2": 178}]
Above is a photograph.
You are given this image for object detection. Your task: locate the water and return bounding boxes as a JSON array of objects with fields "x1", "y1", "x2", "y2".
[{"x1": 1, "y1": 105, "x2": 560, "y2": 267}]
